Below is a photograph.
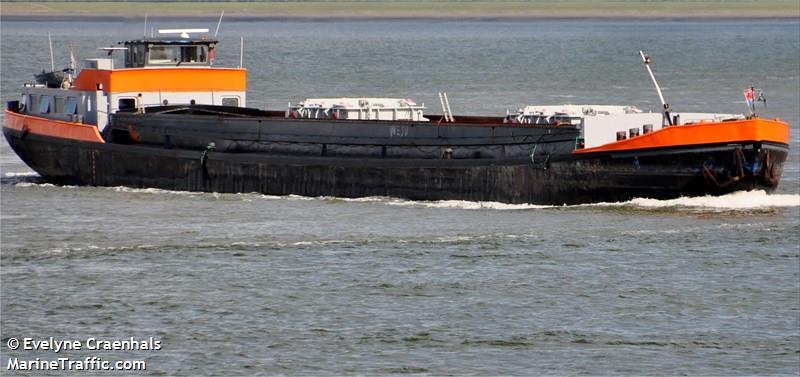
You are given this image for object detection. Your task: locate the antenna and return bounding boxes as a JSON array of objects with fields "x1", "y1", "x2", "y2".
[
  {"x1": 68, "y1": 44, "x2": 77, "y2": 71},
  {"x1": 67, "y1": 43, "x2": 77, "y2": 84},
  {"x1": 639, "y1": 50, "x2": 672, "y2": 126},
  {"x1": 48, "y1": 32, "x2": 55, "y2": 72},
  {"x1": 158, "y1": 28, "x2": 209, "y2": 39},
  {"x1": 239, "y1": 36, "x2": 244, "y2": 68},
  {"x1": 97, "y1": 46, "x2": 129, "y2": 58},
  {"x1": 143, "y1": 14, "x2": 148, "y2": 38},
  {"x1": 214, "y1": 10, "x2": 225, "y2": 37}
]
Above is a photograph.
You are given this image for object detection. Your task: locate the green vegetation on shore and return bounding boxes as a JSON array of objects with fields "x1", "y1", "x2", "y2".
[{"x1": 2, "y1": 1, "x2": 797, "y2": 19}]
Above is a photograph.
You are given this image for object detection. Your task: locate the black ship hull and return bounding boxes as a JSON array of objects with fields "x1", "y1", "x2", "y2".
[{"x1": 3, "y1": 124, "x2": 787, "y2": 205}]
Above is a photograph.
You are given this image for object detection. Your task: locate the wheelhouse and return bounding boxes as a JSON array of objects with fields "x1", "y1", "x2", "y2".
[
  {"x1": 121, "y1": 38, "x2": 216, "y2": 68},
  {"x1": 14, "y1": 28, "x2": 244, "y2": 133}
]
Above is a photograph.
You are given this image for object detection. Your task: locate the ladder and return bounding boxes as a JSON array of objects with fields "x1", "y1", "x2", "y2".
[{"x1": 438, "y1": 92, "x2": 455, "y2": 123}]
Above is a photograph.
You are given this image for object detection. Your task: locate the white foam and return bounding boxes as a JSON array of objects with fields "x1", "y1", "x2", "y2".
[
  {"x1": 9, "y1": 179, "x2": 798, "y2": 211},
  {"x1": 3, "y1": 171, "x2": 39, "y2": 178},
  {"x1": 406, "y1": 200, "x2": 552, "y2": 210},
  {"x1": 291, "y1": 240, "x2": 355, "y2": 246},
  {"x1": 590, "y1": 190, "x2": 799, "y2": 210},
  {"x1": 335, "y1": 191, "x2": 799, "y2": 211},
  {"x1": 109, "y1": 186, "x2": 197, "y2": 196},
  {"x1": 258, "y1": 191, "x2": 800, "y2": 211},
  {"x1": 307, "y1": 196, "x2": 553, "y2": 210},
  {"x1": 15, "y1": 182, "x2": 58, "y2": 188}
]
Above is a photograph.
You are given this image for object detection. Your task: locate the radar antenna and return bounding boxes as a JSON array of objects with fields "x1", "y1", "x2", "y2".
[{"x1": 158, "y1": 28, "x2": 210, "y2": 39}]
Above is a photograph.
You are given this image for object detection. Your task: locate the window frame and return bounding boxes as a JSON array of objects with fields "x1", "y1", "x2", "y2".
[
  {"x1": 118, "y1": 98, "x2": 136, "y2": 111},
  {"x1": 221, "y1": 97, "x2": 239, "y2": 107},
  {"x1": 65, "y1": 97, "x2": 78, "y2": 115},
  {"x1": 38, "y1": 95, "x2": 50, "y2": 114},
  {"x1": 54, "y1": 96, "x2": 65, "y2": 114},
  {"x1": 147, "y1": 44, "x2": 209, "y2": 66}
]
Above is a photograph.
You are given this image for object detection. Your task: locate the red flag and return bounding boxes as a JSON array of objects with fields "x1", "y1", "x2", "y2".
[{"x1": 743, "y1": 88, "x2": 755, "y2": 101}]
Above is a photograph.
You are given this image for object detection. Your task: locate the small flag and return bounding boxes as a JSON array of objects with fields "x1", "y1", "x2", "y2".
[{"x1": 743, "y1": 87, "x2": 755, "y2": 108}]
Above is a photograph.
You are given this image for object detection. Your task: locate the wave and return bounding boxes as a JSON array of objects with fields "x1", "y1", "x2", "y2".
[
  {"x1": 3, "y1": 171, "x2": 39, "y2": 178},
  {"x1": 109, "y1": 186, "x2": 199, "y2": 196},
  {"x1": 8, "y1": 179, "x2": 798, "y2": 211},
  {"x1": 1, "y1": 170, "x2": 43, "y2": 185},
  {"x1": 333, "y1": 190, "x2": 799, "y2": 211},
  {"x1": 387, "y1": 198, "x2": 552, "y2": 210},
  {"x1": 33, "y1": 235, "x2": 493, "y2": 256},
  {"x1": 361, "y1": 191, "x2": 798, "y2": 211},
  {"x1": 588, "y1": 190, "x2": 799, "y2": 210}
]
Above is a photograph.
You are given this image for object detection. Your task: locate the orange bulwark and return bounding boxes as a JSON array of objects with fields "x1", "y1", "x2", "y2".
[
  {"x1": 72, "y1": 67, "x2": 247, "y2": 93},
  {"x1": 3, "y1": 110, "x2": 105, "y2": 143},
  {"x1": 574, "y1": 118, "x2": 790, "y2": 154}
]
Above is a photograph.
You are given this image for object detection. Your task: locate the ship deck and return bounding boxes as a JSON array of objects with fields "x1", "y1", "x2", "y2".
[{"x1": 133, "y1": 104, "x2": 541, "y2": 128}]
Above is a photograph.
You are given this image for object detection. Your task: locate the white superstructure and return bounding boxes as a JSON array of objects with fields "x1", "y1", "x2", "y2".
[
  {"x1": 288, "y1": 97, "x2": 428, "y2": 122},
  {"x1": 507, "y1": 105, "x2": 642, "y2": 126},
  {"x1": 509, "y1": 104, "x2": 745, "y2": 148}
]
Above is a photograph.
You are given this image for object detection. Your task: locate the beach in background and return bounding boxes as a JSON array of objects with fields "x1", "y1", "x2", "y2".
[
  {"x1": 1, "y1": 8, "x2": 799, "y2": 376},
  {"x1": 2, "y1": 1, "x2": 799, "y2": 20}
]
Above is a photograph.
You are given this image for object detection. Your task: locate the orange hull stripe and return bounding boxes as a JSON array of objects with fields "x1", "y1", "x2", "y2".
[
  {"x1": 73, "y1": 68, "x2": 246, "y2": 93},
  {"x1": 3, "y1": 110, "x2": 105, "y2": 143},
  {"x1": 574, "y1": 118, "x2": 790, "y2": 154}
]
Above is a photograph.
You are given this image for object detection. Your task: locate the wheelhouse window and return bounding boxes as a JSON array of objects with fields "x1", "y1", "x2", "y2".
[
  {"x1": 147, "y1": 45, "x2": 208, "y2": 65},
  {"x1": 54, "y1": 96, "x2": 65, "y2": 113},
  {"x1": 148, "y1": 45, "x2": 181, "y2": 64},
  {"x1": 180, "y1": 46, "x2": 207, "y2": 63},
  {"x1": 38, "y1": 96, "x2": 50, "y2": 114},
  {"x1": 127, "y1": 44, "x2": 146, "y2": 68},
  {"x1": 65, "y1": 97, "x2": 78, "y2": 115},
  {"x1": 118, "y1": 98, "x2": 136, "y2": 110},
  {"x1": 29, "y1": 95, "x2": 39, "y2": 114}
]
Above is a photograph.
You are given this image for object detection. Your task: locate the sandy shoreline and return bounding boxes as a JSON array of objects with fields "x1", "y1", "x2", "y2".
[{"x1": 2, "y1": 1, "x2": 798, "y2": 21}]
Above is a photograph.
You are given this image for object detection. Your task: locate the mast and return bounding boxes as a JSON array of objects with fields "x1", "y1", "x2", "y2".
[
  {"x1": 239, "y1": 36, "x2": 244, "y2": 68},
  {"x1": 48, "y1": 32, "x2": 55, "y2": 72},
  {"x1": 639, "y1": 50, "x2": 672, "y2": 126},
  {"x1": 214, "y1": 10, "x2": 225, "y2": 37}
]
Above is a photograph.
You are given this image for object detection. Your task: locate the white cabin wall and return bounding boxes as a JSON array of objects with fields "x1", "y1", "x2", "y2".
[
  {"x1": 583, "y1": 113, "x2": 663, "y2": 148},
  {"x1": 582, "y1": 112, "x2": 745, "y2": 148},
  {"x1": 673, "y1": 112, "x2": 743, "y2": 123},
  {"x1": 81, "y1": 92, "x2": 96, "y2": 125},
  {"x1": 110, "y1": 91, "x2": 246, "y2": 109},
  {"x1": 14, "y1": 85, "x2": 246, "y2": 134},
  {"x1": 95, "y1": 89, "x2": 109, "y2": 130}
]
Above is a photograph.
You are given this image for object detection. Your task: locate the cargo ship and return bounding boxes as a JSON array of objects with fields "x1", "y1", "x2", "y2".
[{"x1": 2, "y1": 30, "x2": 790, "y2": 204}]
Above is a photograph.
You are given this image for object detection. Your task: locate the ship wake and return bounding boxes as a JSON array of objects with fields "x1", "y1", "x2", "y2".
[
  {"x1": 597, "y1": 190, "x2": 800, "y2": 211},
  {"x1": 5, "y1": 173, "x2": 798, "y2": 212},
  {"x1": 1, "y1": 171, "x2": 44, "y2": 185},
  {"x1": 372, "y1": 190, "x2": 800, "y2": 212}
]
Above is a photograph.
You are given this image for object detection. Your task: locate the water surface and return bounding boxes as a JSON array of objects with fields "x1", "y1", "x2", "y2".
[{"x1": 1, "y1": 20, "x2": 799, "y2": 375}]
